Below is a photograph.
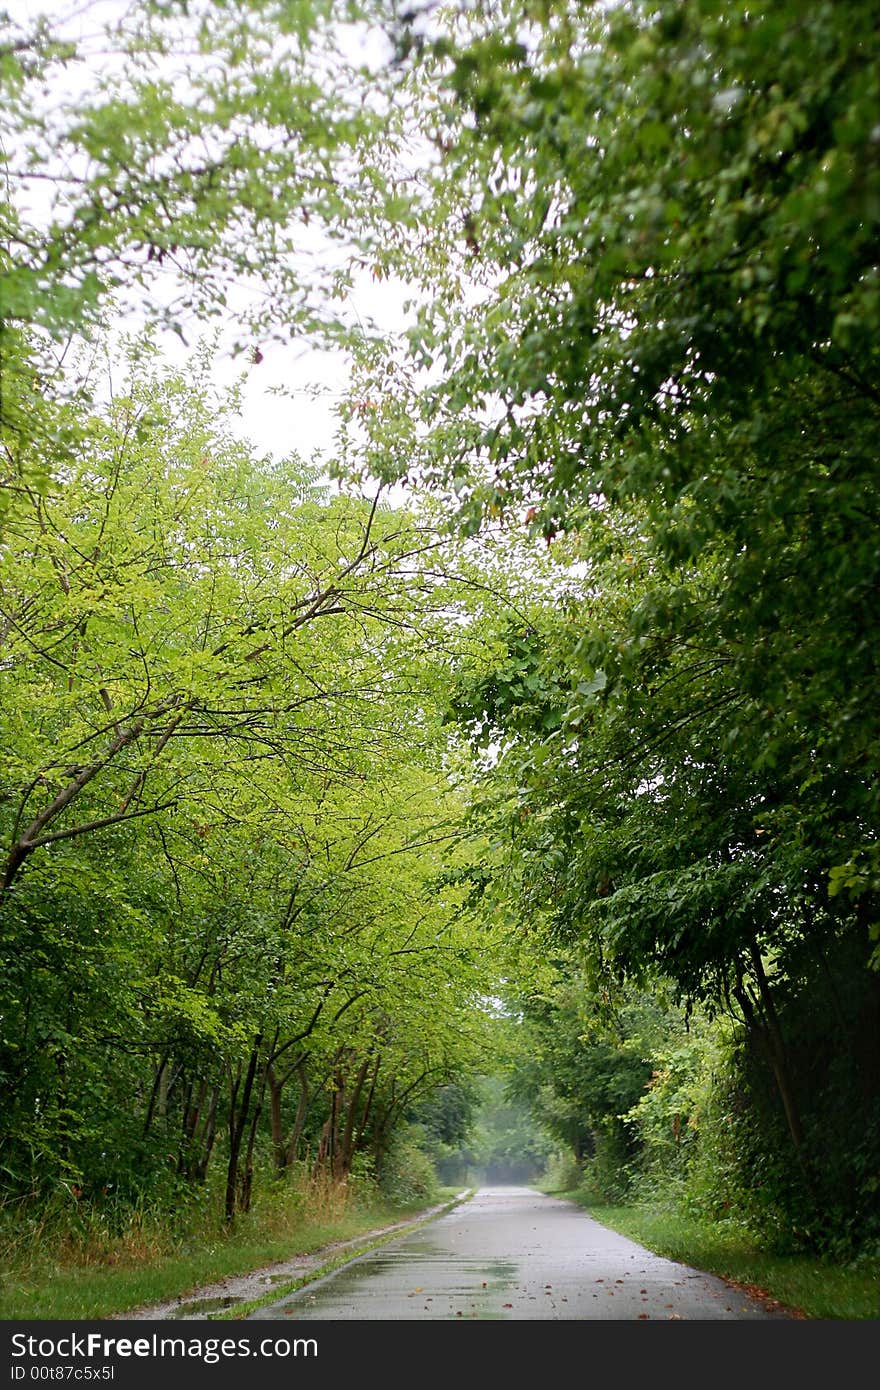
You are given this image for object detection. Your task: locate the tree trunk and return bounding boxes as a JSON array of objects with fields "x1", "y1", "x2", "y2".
[
  {"x1": 735, "y1": 948, "x2": 816, "y2": 1204},
  {"x1": 239, "y1": 1066, "x2": 267, "y2": 1214},
  {"x1": 748, "y1": 944, "x2": 808, "y2": 1161},
  {"x1": 339, "y1": 1055, "x2": 371, "y2": 1178},
  {"x1": 179, "y1": 1075, "x2": 213, "y2": 1180},
  {"x1": 143, "y1": 1054, "x2": 169, "y2": 1138},
  {"x1": 267, "y1": 1064, "x2": 286, "y2": 1173},
  {"x1": 284, "y1": 1062, "x2": 311, "y2": 1169},
  {"x1": 225, "y1": 1035, "x2": 262, "y2": 1224},
  {"x1": 354, "y1": 1054, "x2": 381, "y2": 1157},
  {"x1": 316, "y1": 1074, "x2": 343, "y2": 1177},
  {"x1": 192, "y1": 1084, "x2": 219, "y2": 1182}
]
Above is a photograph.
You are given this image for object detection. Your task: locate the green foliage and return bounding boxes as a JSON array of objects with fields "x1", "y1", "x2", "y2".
[
  {"x1": 500, "y1": 965, "x2": 679, "y2": 1195},
  {"x1": 3, "y1": 0, "x2": 878, "y2": 1274},
  {"x1": 374, "y1": 1126, "x2": 439, "y2": 1207},
  {"x1": 409, "y1": 1081, "x2": 481, "y2": 1185},
  {"x1": 515, "y1": 955, "x2": 880, "y2": 1259},
  {"x1": 390, "y1": 0, "x2": 880, "y2": 1238},
  {"x1": 623, "y1": 1016, "x2": 724, "y2": 1189},
  {"x1": 375, "y1": 0, "x2": 880, "y2": 974},
  {"x1": 0, "y1": 0, "x2": 423, "y2": 531},
  {"x1": 539, "y1": 1150, "x2": 582, "y2": 1194},
  {"x1": 719, "y1": 953, "x2": 880, "y2": 1260},
  {"x1": 0, "y1": 0, "x2": 406, "y2": 353},
  {"x1": 0, "y1": 340, "x2": 514, "y2": 1220},
  {"x1": 469, "y1": 1072, "x2": 554, "y2": 1183}
]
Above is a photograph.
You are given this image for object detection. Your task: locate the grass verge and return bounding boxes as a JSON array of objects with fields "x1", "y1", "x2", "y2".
[
  {"x1": 551, "y1": 1190, "x2": 879, "y2": 1320},
  {"x1": 0, "y1": 1181, "x2": 467, "y2": 1321}
]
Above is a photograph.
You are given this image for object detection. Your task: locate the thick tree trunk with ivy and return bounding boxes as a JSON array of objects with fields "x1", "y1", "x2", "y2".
[{"x1": 734, "y1": 960, "x2": 813, "y2": 1196}]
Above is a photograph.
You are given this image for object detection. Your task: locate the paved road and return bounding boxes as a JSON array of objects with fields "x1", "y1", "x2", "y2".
[{"x1": 248, "y1": 1185, "x2": 795, "y2": 1320}]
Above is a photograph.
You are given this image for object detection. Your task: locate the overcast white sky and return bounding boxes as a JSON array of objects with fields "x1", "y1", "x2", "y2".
[{"x1": 232, "y1": 274, "x2": 414, "y2": 465}]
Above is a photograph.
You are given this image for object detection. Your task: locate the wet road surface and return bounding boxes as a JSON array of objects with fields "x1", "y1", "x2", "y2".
[{"x1": 248, "y1": 1185, "x2": 796, "y2": 1320}]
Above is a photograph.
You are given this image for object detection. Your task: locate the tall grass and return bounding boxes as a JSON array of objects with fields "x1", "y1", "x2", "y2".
[{"x1": 0, "y1": 1162, "x2": 423, "y2": 1320}]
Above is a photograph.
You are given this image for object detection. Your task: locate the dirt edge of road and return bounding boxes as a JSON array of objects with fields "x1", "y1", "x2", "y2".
[{"x1": 118, "y1": 1189, "x2": 474, "y2": 1321}]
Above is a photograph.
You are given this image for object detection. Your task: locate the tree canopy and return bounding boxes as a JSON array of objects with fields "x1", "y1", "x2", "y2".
[{"x1": 1, "y1": 0, "x2": 878, "y2": 1260}]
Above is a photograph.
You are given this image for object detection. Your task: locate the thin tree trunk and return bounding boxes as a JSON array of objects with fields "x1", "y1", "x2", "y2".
[
  {"x1": 284, "y1": 1062, "x2": 311, "y2": 1169},
  {"x1": 192, "y1": 1085, "x2": 219, "y2": 1182},
  {"x1": 316, "y1": 1076, "x2": 342, "y2": 1178},
  {"x1": 354, "y1": 1054, "x2": 381, "y2": 1155},
  {"x1": 267, "y1": 1064, "x2": 286, "y2": 1173},
  {"x1": 179, "y1": 1077, "x2": 212, "y2": 1179},
  {"x1": 239, "y1": 1066, "x2": 267, "y2": 1214},
  {"x1": 339, "y1": 1056, "x2": 371, "y2": 1178},
  {"x1": 225, "y1": 1036, "x2": 262, "y2": 1224},
  {"x1": 143, "y1": 1055, "x2": 169, "y2": 1138}
]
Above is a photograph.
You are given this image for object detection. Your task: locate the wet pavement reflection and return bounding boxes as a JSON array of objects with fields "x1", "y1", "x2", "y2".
[{"x1": 247, "y1": 1186, "x2": 795, "y2": 1321}]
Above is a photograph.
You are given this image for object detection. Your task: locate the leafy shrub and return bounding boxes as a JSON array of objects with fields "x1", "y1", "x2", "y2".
[
  {"x1": 541, "y1": 1151, "x2": 582, "y2": 1192},
  {"x1": 376, "y1": 1128, "x2": 439, "y2": 1207}
]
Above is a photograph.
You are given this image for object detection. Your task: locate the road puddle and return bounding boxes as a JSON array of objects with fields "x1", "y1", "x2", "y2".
[{"x1": 166, "y1": 1296, "x2": 239, "y2": 1318}]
